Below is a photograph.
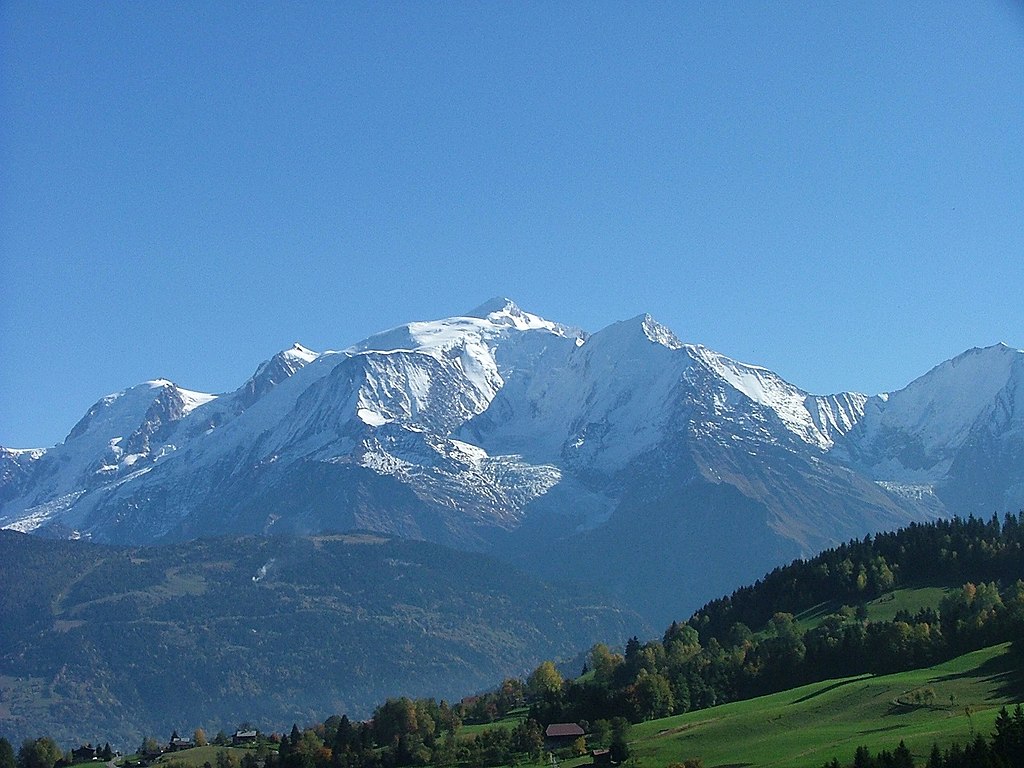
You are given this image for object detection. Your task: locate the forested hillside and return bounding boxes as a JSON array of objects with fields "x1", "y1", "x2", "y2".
[
  {"x1": 0, "y1": 531, "x2": 640, "y2": 746},
  {"x1": 526, "y1": 513, "x2": 1024, "y2": 729}
]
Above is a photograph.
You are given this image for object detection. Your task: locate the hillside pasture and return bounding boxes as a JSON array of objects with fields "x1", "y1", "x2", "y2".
[{"x1": 628, "y1": 643, "x2": 1022, "y2": 768}]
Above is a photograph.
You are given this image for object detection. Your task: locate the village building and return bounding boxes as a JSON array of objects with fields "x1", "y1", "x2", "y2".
[
  {"x1": 543, "y1": 722, "x2": 585, "y2": 750},
  {"x1": 232, "y1": 730, "x2": 258, "y2": 746},
  {"x1": 71, "y1": 745, "x2": 96, "y2": 764},
  {"x1": 167, "y1": 732, "x2": 193, "y2": 752}
]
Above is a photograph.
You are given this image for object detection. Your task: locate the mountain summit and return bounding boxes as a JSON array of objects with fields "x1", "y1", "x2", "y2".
[{"x1": 2, "y1": 303, "x2": 1021, "y2": 622}]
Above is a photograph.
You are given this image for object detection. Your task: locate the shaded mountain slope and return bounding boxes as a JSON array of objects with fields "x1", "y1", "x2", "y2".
[{"x1": 0, "y1": 530, "x2": 643, "y2": 747}]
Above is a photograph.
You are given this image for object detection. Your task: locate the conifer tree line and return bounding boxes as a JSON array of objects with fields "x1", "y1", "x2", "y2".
[{"x1": 0, "y1": 738, "x2": 114, "y2": 768}]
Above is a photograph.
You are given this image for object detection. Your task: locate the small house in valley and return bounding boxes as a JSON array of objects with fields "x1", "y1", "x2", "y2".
[
  {"x1": 167, "y1": 732, "x2": 193, "y2": 752},
  {"x1": 544, "y1": 722, "x2": 585, "y2": 750},
  {"x1": 71, "y1": 745, "x2": 96, "y2": 764}
]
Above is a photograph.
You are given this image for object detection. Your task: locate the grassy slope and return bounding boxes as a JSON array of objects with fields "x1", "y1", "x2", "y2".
[
  {"x1": 627, "y1": 643, "x2": 1022, "y2": 768},
  {"x1": 146, "y1": 747, "x2": 255, "y2": 767},
  {"x1": 794, "y1": 586, "x2": 952, "y2": 632},
  {"x1": 463, "y1": 587, "x2": 1009, "y2": 768},
  {"x1": 862, "y1": 587, "x2": 952, "y2": 624}
]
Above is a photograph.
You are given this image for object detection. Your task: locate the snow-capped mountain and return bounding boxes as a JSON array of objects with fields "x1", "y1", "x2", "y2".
[
  {"x1": 833, "y1": 343, "x2": 1024, "y2": 518},
  {"x1": 3, "y1": 300, "x2": 1021, "y2": 622}
]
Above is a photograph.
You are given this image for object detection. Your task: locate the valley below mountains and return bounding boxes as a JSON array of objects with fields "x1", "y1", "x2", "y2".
[
  {"x1": 0, "y1": 530, "x2": 641, "y2": 746},
  {"x1": 2, "y1": 300, "x2": 1023, "y2": 625}
]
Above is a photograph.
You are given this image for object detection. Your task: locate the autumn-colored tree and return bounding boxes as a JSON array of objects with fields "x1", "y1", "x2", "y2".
[
  {"x1": 571, "y1": 736, "x2": 587, "y2": 757},
  {"x1": 526, "y1": 660, "x2": 563, "y2": 701},
  {"x1": 17, "y1": 738, "x2": 63, "y2": 768}
]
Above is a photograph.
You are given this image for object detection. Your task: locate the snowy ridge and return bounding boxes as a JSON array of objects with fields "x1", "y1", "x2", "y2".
[
  {"x1": 178, "y1": 387, "x2": 219, "y2": 414},
  {"x1": 252, "y1": 343, "x2": 319, "y2": 381},
  {"x1": 640, "y1": 314, "x2": 684, "y2": 349},
  {"x1": 860, "y1": 344, "x2": 1020, "y2": 457},
  {"x1": 807, "y1": 392, "x2": 869, "y2": 445},
  {"x1": 839, "y1": 343, "x2": 1024, "y2": 484},
  {"x1": 687, "y1": 345, "x2": 866, "y2": 449}
]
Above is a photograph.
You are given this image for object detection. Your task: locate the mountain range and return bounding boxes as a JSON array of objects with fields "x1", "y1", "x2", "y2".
[{"x1": 3, "y1": 299, "x2": 1022, "y2": 624}]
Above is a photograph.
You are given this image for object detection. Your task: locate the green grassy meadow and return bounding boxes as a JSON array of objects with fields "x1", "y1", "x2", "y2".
[
  {"x1": 794, "y1": 586, "x2": 952, "y2": 633},
  {"x1": 627, "y1": 643, "x2": 1022, "y2": 768},
  {"x1": 457, "y1": 712, "x2": 527, "y2": 740},
  {"x1": 150, "y1": 746, "x2": 255, "y2": 767},
  {"x1": 863, "y1": 587, "x2": 952, "y2": 623}
]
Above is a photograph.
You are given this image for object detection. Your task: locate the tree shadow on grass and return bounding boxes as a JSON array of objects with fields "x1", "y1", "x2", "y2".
[
  {"x1": 790, "y1": 676, "x2": 871, "y2": 705},
  {"x1": 858, "y1": 723, "x2": 907, "y2": 735},
  {"x1": 929, "y1": 643, "x2": 1024, "y2": 702}
]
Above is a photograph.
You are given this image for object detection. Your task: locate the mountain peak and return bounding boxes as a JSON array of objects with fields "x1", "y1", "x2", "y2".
[
  {"x1": 280, "y1": 342, "x2": 318, "y2": 364},
  {"x1": 639, "y1": 314, "x2": 683, "y2": 349},
  {"x1": 959, "y1": 341, "x2": 1020, "y2": 358},
  {"x1": 600, "y1": 313, "x2": 683, "y2": 349},
  {"x1": 466, "y1": 297, "x2": 521, "y2": 318},
  {"x1": 462, "y1": 297, "x2": 573, "y2": 335},
  {"x1": 921, "y1": 342, "x2": 1021, "y2": 382}
]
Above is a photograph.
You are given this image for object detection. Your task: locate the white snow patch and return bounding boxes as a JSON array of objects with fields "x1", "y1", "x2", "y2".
[
  {"x1": 689, "y1": 345, "x2": 865, "y2": 449},
  {"x1": 253, "y1": 559, "x2": 275, "y2": 582},
  {"x1": 357, "y1": 407, "x2": 389, "y2": 427},
  {"x1": 876, "y1": 481, "x2": 939, "y2": 501},
  {"x1": 178, "y1": 387, "x2": 218, "y2": 414},
  {"x1": 2, "y1": 490, "x2": 86, "y2": 532}
]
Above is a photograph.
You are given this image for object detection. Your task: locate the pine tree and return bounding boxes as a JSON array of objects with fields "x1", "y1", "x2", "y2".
[
  {"x1": 892, "y1": 740, "x2": 913, "y2": 768},
  {"x1": 853, "y1": 745, "x2": 873, "y2": 768},
  {"x1": 0, "y1": 738, "x2": 15, "y2": 768}
]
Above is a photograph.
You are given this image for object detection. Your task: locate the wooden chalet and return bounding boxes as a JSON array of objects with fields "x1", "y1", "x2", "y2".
[
  {"x1": 544, "y1": 722, "x2": 585, "y2": 750},
  {"x1": 71, "y1": 745, "x2": 96, "y2": 764}
]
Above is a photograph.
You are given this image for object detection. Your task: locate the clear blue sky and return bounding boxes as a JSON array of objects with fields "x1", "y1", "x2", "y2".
[{"x1": 2, "y1": 2, "x2": 1023, "y2": 448}]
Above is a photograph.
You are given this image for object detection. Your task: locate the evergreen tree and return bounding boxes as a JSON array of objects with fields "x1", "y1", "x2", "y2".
[
  {"x1": 0, "y1": 738, "x2": 15, "y2": 768},
  {"x1": 992, "y1": 703, "x2": 1024, "y2": 765},
  {"x1": 892, "y1": 740, "x2": 913, "y2": 768},
  {"x1": 852, "y1": 745, "x2": 872, "y2": 768}
]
